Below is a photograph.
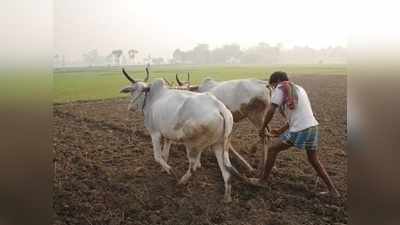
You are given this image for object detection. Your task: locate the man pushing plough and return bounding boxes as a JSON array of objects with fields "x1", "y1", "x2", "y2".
[{"x1": 248, "y1": 71, "x2": 340, "y2": 198}]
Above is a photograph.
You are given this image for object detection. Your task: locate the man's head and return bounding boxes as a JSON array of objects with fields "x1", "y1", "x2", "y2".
[{"x1": 269, "y1": 71, "x2": 289, "y2": 88}]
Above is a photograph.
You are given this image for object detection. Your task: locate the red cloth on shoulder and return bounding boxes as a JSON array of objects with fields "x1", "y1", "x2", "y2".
[{"x1": 278, "y1": 81, "x2": 298, "y2": 110}]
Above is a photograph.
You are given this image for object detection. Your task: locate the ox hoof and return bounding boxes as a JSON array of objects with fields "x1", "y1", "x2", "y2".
[
  {"x1": 316, "y1": 190, "x2": 341, "y2": 198},
  {"x1": 193, "y1": 162, "x2": 202, "y2": 171},
  {"x1": 178, "y1": 180, "x2": 187, "y2": 186},
  {"x1": 163, "y1": 168, "x2": 171, "y2": 175},
  {"x1": 161, "y1": 164, "x2": 172, "y2": 174},
  {"x1": 164, "y1": 167, "x2": 179, "y2": 180},
  {"x1": 178, "y1": 175, "x2": 191, "y2": 185},
  {"x1": 223, "y1": 195, "x2": 232, "y2": 203}
]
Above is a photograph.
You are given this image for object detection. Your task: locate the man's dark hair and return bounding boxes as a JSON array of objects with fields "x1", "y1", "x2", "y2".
[{"x1": 269, "y1": 71, "x2": 289, "y2": 84}]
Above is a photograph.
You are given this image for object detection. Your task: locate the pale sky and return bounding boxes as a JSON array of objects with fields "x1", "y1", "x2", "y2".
[{"x1": 55, "y1": 0, "x2": 349, "y2": 62}]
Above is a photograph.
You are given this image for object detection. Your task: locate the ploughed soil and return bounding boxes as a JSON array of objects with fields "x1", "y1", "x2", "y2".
[{"x1": 53, "y1": 75, "x2": 347, "y2": 225}]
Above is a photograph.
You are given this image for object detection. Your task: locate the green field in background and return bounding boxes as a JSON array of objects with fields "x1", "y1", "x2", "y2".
[{"x1": 53, "y1": 64, "x2": 346, "y2": 103}]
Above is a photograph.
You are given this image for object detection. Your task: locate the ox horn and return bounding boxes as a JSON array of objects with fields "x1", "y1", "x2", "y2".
[
  {"x1": 144, "y1": 65, "x2": 150, "y2": 82},
  {"x1": 122, "y1": 68, "x2": 136, "y2": 83},
  {"x1": 187, "y1": 72, "x2": 191, "y2": 88},
  {"x1": 176, "y1": 73, "x2": 183, "y2": 86}
]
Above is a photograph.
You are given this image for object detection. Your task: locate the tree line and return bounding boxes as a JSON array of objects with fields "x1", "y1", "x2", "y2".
[
  {"x1": 172, "y1": 43, "x2": 346, "y2": 65},
  {"x1": 54, "y1": 43, "x2": 346, "y2": 67}
]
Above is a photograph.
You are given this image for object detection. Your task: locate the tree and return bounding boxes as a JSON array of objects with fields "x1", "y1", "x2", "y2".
[
  {"x1": 82, "y1": 49, "x2": 99, "y2": 67},
  {"x1": 211, "y1": 44, "x2": 242, "y2": 64},
  {"x1": 191, "y1": 44, "x2": 210, "y2": 64},
  {"x1": 144, "y1": 54, "x2": 153, "y2": 65},
  {"x1": 240, "y1": 43, "x2": 279, "y2": 64},
  {"x1": 121, "y1": 55, "x2": 127, "y2": 65},
  {"x1": 283, "y1": 46, "x2": 317, "y2": 64},
  {"x1": 128, "y1": 49, "x2": 139, "y2": 65},
  {"x1": 172, "y1": 49, "x2": 185, "y2": 63},
  {"x1": 111, "y1": 49, "x2": 123, "y2": 65}
]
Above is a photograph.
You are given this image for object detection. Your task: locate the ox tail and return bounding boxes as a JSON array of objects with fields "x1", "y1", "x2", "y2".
[{"x1": 218, "y1": 102, "x2": 249, "y2": 183}]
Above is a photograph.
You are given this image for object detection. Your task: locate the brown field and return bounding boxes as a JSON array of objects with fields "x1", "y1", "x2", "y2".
[{"x1": 54, "y1": 75, "x2": 347, "y2": 225}]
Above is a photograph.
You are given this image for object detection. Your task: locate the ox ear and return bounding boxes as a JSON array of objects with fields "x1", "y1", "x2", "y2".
[
  {"x1": 186, "y1": 72, "x2": 191, "y2": 88},
  {"x1": 120, "y1": 86, "x2": 133, "y2": 93}
]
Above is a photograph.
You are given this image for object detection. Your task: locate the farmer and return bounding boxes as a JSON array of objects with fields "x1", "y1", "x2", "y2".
[{"x1": 250, "y1": 71, "x2": 340, "y2": 197}]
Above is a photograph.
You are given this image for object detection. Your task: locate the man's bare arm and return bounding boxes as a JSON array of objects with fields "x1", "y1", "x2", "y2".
[
  {"x1": 269, "y1": 122, "x2": 289, "y2": 137},
  {"x1": 278, "y1": 122, "x2": 289, "y2": 134},
  {"x1": 261, "y1": 103, "x2": 278, "y2": 131}
]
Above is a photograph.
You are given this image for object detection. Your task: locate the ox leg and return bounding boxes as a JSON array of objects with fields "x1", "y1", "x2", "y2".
[
  {"x1": 162, "y1": 140, "x2": 172, "y2": 162},
  {"x1": 179, "y1": 146, "x2": 201, "y2": 185},
  {"x1": 213, "y1": 144, "x2": 232, "y2": 203},
  {"x1": 151, "y1": 133, "x2": 172, "y2": 174},
  {"x1": 193, "y1": 151, "x2": 202, "y2": 171}
]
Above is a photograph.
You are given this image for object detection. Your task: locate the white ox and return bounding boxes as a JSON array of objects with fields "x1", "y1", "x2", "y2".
[
  {"x1": 120, "y1": 68, "x2": 243, "y2": 202},
  {"x1": 176, "y1": 74, "x2": 272, "y2": 132},
  {"x1": 174, "y1": 75, "x2": 276, "y2": 172}
]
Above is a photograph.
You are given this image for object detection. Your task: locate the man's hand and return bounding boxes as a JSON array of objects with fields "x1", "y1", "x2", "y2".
[
  {"x1": 268, "y1": 123, "x2": 289, "y2": 138},
  {"x1": 269, "y1": 129, "x2": 281, "y2": 137},
  {"x1": 259, "y1": 104, "x2": 277, "y2": 139}
]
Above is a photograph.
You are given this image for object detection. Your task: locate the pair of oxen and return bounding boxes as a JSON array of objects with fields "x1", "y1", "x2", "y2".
[{"x1": 120, "y1": 67, "x2": 274, "y2": 202}]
